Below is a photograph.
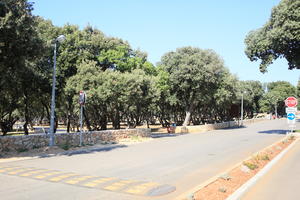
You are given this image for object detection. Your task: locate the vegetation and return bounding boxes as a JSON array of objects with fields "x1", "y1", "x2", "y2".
[
  {"x1": 0, "y1": 0, "x2": 298, "y2": 135},
  {"x1": 243, "y1": 162, "x2": 258, "y2": 170},
  {"x1": 245, "y1": 0, "x2": 300, "y2": 72},
  {"x1": 259, "y1": 81, "x2": 296, "y2": 116}
]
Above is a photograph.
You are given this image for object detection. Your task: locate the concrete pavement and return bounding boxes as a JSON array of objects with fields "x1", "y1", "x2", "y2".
[
  {"x1": 241, "y1": 135, "x2": 300, "y2": 200},
  {"x1": 0, "y1": 119, "x2": 291, "y2": 200}
]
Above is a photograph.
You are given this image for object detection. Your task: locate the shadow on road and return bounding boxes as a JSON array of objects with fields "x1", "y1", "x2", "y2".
[
  {"x1": 258, "y1": 129, "x2": 288, "y2": 135},
  {"x1": 219, "y1": 125, "x2": 248, "y2": 130},
  {"x1": 151, "y1": 133, "x2": 187, "y2": 138},
  {"x1": 0, "y1": 144, "x2": 128, "y2": 160},
  {"x1": 41, "y1": 144, "x2": 128, "y2": 157}
]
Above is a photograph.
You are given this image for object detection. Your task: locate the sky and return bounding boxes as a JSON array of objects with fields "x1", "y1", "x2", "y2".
[{"x1": 31, "y1": 0, "x2": 299, "y2": 86}]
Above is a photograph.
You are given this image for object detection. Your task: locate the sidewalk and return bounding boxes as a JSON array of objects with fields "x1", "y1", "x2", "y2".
[{"x1": 241, "y1": 138, "x2": 300, "y2": 200}]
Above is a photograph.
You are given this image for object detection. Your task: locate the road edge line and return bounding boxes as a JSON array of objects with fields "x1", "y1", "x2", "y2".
[{"x1": 226, "y1": 136, "x2": 300, "y2": 200}]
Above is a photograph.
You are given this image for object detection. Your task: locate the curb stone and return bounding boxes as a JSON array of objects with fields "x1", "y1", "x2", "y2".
[{"x1": 226, "y1": 137, "x2": 300, "y2": 200}]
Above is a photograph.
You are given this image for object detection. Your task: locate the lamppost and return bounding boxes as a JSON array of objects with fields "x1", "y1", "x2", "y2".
[
  {"x1": 49, "y1": 35, "x2": 66, "y2": 146},
  {"x1": 241, "y1": 91, "x2": 246, "y2": 126}
]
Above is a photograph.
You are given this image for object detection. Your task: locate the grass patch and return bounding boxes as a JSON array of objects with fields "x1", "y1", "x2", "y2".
[
  {"x1": 243, "y1": 161, "x2": 258, "y2": 170},
  {"x1": 260, "y1": 154, "x2": 270, "y2": 161}
]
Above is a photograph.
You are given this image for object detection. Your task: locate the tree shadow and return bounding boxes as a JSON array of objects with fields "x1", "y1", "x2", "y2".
[
  {"x1": 258, "y1": 129, "x2": 288, "y2": 135},
  {"x1": 219, "y1": 125, "x2": 248, "y2": 130},
  {"x1": 40, "y1": 144, "x2": 128, "y2": 157},
  {"x1": 151, "y1": 133, "x2": 187, "y2": 138},
  {"x1": 0, "y1": 144, "x2": 128, "y2": 159}
]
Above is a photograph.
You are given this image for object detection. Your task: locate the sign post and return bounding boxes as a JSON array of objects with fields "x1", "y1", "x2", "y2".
[
  {"x1": 79, "y1": 91, "x2": 86, "y2": 146},
  {"x1": 285, "y1": 96, "x2": 298, "y2": 134}
]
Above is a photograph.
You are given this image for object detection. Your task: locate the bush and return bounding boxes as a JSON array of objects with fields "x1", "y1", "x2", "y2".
[{"x1": 243, "y1": 162, "x2": 258, "y2": 170}]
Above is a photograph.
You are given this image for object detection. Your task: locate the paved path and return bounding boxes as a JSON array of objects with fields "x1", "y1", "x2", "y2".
[
  {"x1": 242, "y1": 134, "x2": 300, "y2": 200},
  {"x1": 0, "y1": 119, "x2": 290, "y2": 200}
]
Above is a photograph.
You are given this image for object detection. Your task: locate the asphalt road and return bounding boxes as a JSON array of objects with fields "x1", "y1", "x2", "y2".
[
  {"x1": 0, "y1": 119, "x2": 290, "y2": 200},
  {"x1": 241, "y1": 134, "x2": 300, "y2": 200}
]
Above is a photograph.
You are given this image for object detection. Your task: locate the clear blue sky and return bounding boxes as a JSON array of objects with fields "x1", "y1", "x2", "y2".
[{"x1": 32, "y1": 0, "x2": 299, "y2": 86}]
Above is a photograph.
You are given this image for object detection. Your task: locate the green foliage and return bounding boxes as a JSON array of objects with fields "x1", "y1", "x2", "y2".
[
  {"x1": 245, "y1": 0, "x2": 300, "y2": 72},
  {"x1": 259, "y1": 81, "x2": 296, "y2": 115},
  {"x1": 260, "y1": 154, "x2": 270, "y2": 161},
  {"x1": 66, "y1": 60, "x2": 158, "y2": 130},
  {"x1": 0, "y1": 0, "x2": 43, "y2": 135},
  {"x1": 159, "y1": 47, "x2": 233, "y2": 126},
  {"x1": 1, "y1": 0, "x2": 297, "y2": 135},
  {"x1": 243, "y1": 162, "x2": 258, "y2": 170},
  {"x1": 239, "y1": 81, "x2": 264, "y2": 117}
]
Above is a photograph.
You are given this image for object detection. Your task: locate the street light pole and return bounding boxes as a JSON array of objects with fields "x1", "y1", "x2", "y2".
[
  {"x1": 49, "y1": 35, "x2": 65, "y2": 146},
  {"x1": 241, "y1": 93, "x2": 244, "y2": 126},
  {"x1": 241, "y1": 91, "x2": 246, "y2": 126}
]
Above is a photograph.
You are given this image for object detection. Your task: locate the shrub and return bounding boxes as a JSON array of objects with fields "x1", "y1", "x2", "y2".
[{"x1": 243, "y1": 162, "x2": 258, "y2": 170}]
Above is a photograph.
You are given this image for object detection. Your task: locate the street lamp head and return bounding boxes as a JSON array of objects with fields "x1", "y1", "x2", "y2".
[{"x1": 56, "y1": 35, "x2": 66, "y2": 43}]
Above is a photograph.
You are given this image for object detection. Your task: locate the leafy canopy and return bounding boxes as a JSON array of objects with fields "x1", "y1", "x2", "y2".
[{"x1": 245, "y1": 0, "x2": 300, "y2": 72}]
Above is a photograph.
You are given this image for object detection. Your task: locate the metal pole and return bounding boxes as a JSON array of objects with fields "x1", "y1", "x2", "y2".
[
  {"x1": 49, "y1": 42, "x2": 57, "y2": 146},
  {"x1": 80, "y1": 105, "x2": 83, "y2": 146},
  {"x1": 241, "y1": 93, "x2": 244, "y2": 126},
  {"x1": 275, "y1": 104, "x2": 278, "y2": 119}
]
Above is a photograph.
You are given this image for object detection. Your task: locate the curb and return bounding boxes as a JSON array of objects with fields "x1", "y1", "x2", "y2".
[
  {"x1": 176, "y1": 135, "x2": 297, "y2": 200},
  {"x1": 226, "y1": 137, "x2": 300, "y2": 200}
]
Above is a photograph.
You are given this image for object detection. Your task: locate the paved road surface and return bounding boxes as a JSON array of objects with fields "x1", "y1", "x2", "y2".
[
  {"x1": 242, "y1": 134, "x2": 300, "y2": 200},
  {"x1": 0, "y1": 119, "x2": 290, "y2": 200}
]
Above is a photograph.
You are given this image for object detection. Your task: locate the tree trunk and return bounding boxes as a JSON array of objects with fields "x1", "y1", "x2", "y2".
[
  {"x1": 183, "y1": 110, "x2": 191, "y2": 126},
  {"x1": 183, "y1": 104, "x2": 194, "y2": 127},
  {"x1": 112, "y1": 108, "x2": 121, "y2": 129},
  {"x1": 100, "y1": 115, "x2": 107, "y2": 130},
  {"x1": 42, "y1": 101, "x2": 50, "y2": 122},
  {"x1": 23, "y1": 93, "x2": 29, "y2": 135},
  {"x1": 67, "y1": 114, "x2": 71, "y2": 133},
  {"x1": 66, "y1": 99, "x2": 72, "y2": 133}
]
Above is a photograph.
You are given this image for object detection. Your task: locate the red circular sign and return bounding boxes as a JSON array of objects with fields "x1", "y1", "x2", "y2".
[{"x1": 285, "y1": 96, "x2": 298, "y2": 107}]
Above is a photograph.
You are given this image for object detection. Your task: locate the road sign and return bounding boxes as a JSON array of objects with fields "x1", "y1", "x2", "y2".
[
  {"x1": 285, "y1": 96, "x2": 298, "y2": 107},
  {"x1": 287, "y1": 113, "x2": 296, "y2": 120},
  {"x1": 79, "y1": 91, "x2": 86, "y2": 105},
  {"x1": 286, "y1": 107, "x2": 297, "y2": 113}
]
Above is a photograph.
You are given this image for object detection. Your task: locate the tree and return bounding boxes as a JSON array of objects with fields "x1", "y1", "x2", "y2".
[
  {"x1": 239, "y1": 81, "x2": 264, "y2": 118},
  {"x1": 160, "y1": 47, "x2": 228, "y2": 126},
  {"x1": 259, "y1": 81, "x2": 296, "y2": 115},
  {"x1": 245, "y1": 0, "x2": 300, "y2": 72},
  {"x1": 0, "y1": 0, "x2": 42, "y2": 135},
  {"x1": 212, "y1": 71, "x2": 239, "y2": 121},
  {"x1": 66, "y1": 60, "x2": 157, "y2": 130}
]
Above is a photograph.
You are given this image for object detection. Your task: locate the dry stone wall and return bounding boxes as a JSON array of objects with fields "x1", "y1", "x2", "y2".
[{"x1": 0, "y1": 128, "x2": 151, "y2": 153}]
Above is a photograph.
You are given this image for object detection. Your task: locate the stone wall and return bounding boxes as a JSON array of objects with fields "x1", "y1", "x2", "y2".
[
  {"x1": 0, "y1": 128, "x2": 151, "y2": 153},
  {"x1": 176, "y1": 118, "x2": 268, "y2": 133}
]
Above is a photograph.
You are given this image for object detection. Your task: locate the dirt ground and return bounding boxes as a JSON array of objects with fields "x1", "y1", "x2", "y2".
[
  {"x1": 193, "y1": 136, "x2": 296, "y2": 200},
  {"x1": 0, "y1": 136, "x2": 153, "y2": 161}
]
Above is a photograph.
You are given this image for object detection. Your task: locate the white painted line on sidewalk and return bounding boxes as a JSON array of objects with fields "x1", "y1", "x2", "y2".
[{"x1": 226, "y1": 137, "x2": 300, "y2": 200}]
